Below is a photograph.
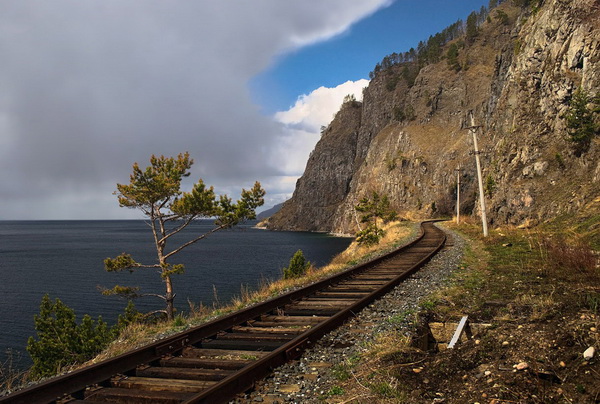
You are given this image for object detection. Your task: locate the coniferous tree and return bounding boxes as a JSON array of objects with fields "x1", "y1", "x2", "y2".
[
  {"x1": 564, "y1": 87, "x2": 599, "y2": 154},
  {"x1": 103, "y1": 153, "x2": 265, "y2": 320},
  {"x1": 355, "y1": 192, "x2": 398, "y2": 246},
  {"x1": 466, "y1": 11, "x2": 479, "y2": 43},
  {"x1": 447, "y1": 43, "x2": 461, "y2": 72},
  {"x1": 477, "y1": 5, "x2": 489, "y2": 25},
  {"x1": 282, "y1": 250, "x2": 311, "y2": 280}
]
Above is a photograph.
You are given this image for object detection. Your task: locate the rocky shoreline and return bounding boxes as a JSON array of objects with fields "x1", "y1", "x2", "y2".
[{"x1": 233, "y1": 223, "x2": 464, "y2": 403}]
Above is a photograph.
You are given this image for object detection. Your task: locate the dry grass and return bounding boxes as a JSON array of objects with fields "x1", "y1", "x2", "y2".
[
  {"x1": 539, "y1": 236, "x2": 598, "y2": 280},
  {"x1": 514, "y1": 293, "x2": 558, "y2": 321},
  {"x1": 365, "y1": 331, "x2": 415, "y2": 363},
  {"x1": 0, "y1": 351, "x2": 28, "y2": 395}
]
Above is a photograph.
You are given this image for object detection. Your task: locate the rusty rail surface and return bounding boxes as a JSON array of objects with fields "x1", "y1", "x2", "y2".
[{"x1": 1, "y1": 221, "x2": 446, "y2": 404}]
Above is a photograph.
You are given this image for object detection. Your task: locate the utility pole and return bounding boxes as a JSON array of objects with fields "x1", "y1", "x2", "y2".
[
  {"x1": 466, "y1": 111, "x2": 488, "y2": 237},
  {"x1": 455, "y1": 165, "x2": 462, "y2": 224}
]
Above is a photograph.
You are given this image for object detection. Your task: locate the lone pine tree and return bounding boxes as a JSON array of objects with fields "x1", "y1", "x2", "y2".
[
  {"x1": 355, "y1": 191, "x2": 398, "y2": 246},
  {"x1": 103, "y1": 152, "x2": 265, "y2": 320}
]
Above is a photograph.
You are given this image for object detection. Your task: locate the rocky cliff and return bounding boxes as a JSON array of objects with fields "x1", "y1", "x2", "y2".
[{"x1": 268, "y1": 0, "x2": 600, "y2": 234}]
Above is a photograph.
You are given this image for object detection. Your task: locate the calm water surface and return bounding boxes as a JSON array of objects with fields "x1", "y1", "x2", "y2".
[{"x1": 0, "y1": 220, "x2": 352, "y2": 367}]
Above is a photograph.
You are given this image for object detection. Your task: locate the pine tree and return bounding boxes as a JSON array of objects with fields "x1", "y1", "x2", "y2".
[
  {"x1": 103, "y1": 153, "x2": 265, "y2": 320},
  {"x1": 355, "y1": 192, "x2": 398, "y2": 246},
  {"x1": 447, "y1": 43, "x2": 461, "y2": 72},
  {"x1": 283, "y1": 250, "x2": 311, "y2": 279},
  {"x1": 466, "y1": 11, "x2": 479, "y2": 43},
  {"x1": 564, "y1": 87, "x2": 599, "y2": 154}
]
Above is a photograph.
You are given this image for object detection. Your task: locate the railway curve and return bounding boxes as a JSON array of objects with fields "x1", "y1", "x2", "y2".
[{"x1": 1, "y1": 220, "x2": 446, "y2": 404}]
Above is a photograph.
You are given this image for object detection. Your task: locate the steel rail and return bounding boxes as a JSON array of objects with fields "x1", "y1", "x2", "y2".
[{"x1": 0, "y1": 221, "x2": 445, "y2": 404}]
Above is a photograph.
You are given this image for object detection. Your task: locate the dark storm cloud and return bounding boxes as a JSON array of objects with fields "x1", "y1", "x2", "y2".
[{"x1": 0, "y1": 0, "x2": 391, "y2": 219}]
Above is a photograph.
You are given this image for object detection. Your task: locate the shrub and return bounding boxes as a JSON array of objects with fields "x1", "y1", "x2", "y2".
[
  {"x1": 542, "y1": 237, "x2": 596, "y2": 275},
  {"x1": 405, "y1": 105, "x2": 416, "y2": 121},
  {"x1": 495, "y1": 10, "x2": 509, "y2": 25},
  {"x1": 283, "y1": 250, "x2": 311, "y2": 280},
  {"x1": 386, "y1": 75, "x2": 401, "y2": 92},
  {"x1": 116, "y1": 300, "x2": 142, "y2": 329},
  {"x1": 27, "y1": 295, "x2": 116, "y2": 378},
  {"x1": 356, "y1": 224, "x2": 386, "y2": 246},
  {"x1": 27, "y1": 296, "x2": 140, "y2": 379}
]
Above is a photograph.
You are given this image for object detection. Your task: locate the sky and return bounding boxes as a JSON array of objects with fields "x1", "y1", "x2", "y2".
[{"x1": 0, "y1": 0, "x2": 486, "y2": 220}]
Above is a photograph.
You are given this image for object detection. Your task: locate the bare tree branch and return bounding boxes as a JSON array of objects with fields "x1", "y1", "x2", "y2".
[{"x1": 163, "y1": 224, "x2": 226, "y2": 260}]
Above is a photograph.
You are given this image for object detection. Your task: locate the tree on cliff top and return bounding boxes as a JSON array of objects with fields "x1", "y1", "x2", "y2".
[{"x1": 103, "y1": 152, "x2": 265, "y2": 320}]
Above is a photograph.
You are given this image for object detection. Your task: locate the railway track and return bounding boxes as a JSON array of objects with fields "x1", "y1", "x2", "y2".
[{"x1": 2, "y1": 221, "x2": 446, "y2": 404}]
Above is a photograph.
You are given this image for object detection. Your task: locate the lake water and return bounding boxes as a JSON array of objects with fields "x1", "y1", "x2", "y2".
[{"x1": 0, "y1": 220, "x2": 352, "y2": 367}]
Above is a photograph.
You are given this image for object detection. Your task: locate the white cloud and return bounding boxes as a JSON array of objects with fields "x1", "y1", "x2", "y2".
[{"x1": 275, "y1": 79, "x2": 369, "y2": 132}]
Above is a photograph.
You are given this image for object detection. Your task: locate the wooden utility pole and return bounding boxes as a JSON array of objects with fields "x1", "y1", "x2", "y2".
[
  {"x1": 455, "y1": 166, "x2": 462, "y2": 224},
  {"x1": 467, "y1": 112, "x2": 488, "y2": 237}
]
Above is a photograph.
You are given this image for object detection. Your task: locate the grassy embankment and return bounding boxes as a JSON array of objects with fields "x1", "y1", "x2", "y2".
[
  {"x1": 90, "y1": 220, "x2": 418, "y2": 363},
  {"x1": 323, "y1": 203, "x2": 600, "y2": 403}
]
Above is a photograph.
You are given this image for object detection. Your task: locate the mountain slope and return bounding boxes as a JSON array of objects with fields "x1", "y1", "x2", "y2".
[{"x1": 268, "y1": 0, "x2": 600, "y2": 234}]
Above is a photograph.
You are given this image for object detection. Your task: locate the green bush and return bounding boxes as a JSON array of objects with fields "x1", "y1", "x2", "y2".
[
  {"x1": 356, "y1": 224, "x2": 386, "y2": 246},
  {"x1": 386, "y1": 75, "x2": 401, "y2": 92},
  {"x1": 283, "y1": 250, "x2": 311, "y2": 280},
  {"x1": 27, "y1": 296, "x2": 140, "y2": 379},
  {"x1": 495, "y1": 10, "x2": 509, "y2": 25},
  {"x1": 116, "y1": 300, "x2": 142, "y2": 329}
]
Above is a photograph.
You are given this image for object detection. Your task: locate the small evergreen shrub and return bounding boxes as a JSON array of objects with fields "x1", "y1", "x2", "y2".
[
  {"x1": 495, "y1": 10, "x2": 509, "y2": 25},
  {"x1": 356, "y1": 225, "x2": 386, "y2": 246},
  {"x1": 116, "y1": 300, "x2": 142, "y2": 329},
  {"x1": 283, "y1": 250, "x2": 311, "y2": 280},
  {"x1": 27, "y1": 296, "x2": 140, "y2": 379},
  {"x1": 484, "y1": 174, "x2": 496, "y2": 197}
]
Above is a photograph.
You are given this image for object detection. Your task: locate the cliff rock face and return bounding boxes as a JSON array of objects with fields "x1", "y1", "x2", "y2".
[
  {"x1": 270, "y1": 101, "x2": 362, "y2": 231},
  {"x1": 268, "y1": 0, "x2": 600, "y2": 234}
]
